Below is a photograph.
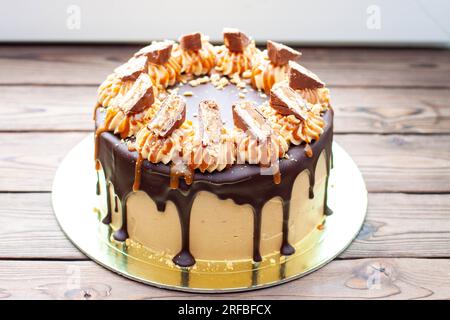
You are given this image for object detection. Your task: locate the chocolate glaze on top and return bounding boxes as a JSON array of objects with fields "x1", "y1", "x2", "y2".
[
  {"x1": 95, "y1": 104, "x2": 333, "y2": 267},
  {"x1": 177, "y1": 82, "x2": 265, "y2": 130}
]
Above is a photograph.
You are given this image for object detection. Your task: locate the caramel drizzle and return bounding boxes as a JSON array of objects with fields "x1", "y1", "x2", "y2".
[
  {"x1": 93, "y1": 102, "x2": 101, "y2": 121},
  {"x1": 261, "y1": 137, "x2": 281, "y2": 185},
  {"x1": 94, "y1": 109, "x2": 116, "y2": 170},
  {"x1": 169, "y1": 165, "x2": 180, "y2": 190},
  {"x1": 133, "y1": 153, "x2": 143, "y2": 192},
  {"x1": 170, "y1": 159, "x2": 194, "y2": 190},
  {"x1": 262, "y1": 63, "x2": 275, "y2": 94},
  {"x1": 273, "y1": 167, "x2": 281, "y2": 185}
]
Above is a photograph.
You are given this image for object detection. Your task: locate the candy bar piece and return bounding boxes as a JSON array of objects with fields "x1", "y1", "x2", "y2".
[
  {"x1": 147, "y1": 94, "x2": 186, "y2": 138},
  {"x1": 114, "y1": 55, "x2": 148, "y2": 81},
  {"x1": 223, "y1": 28, "x2": 250, "y2": 53},
  {"x1": 270, "y1": 81, "x2": 309, "y2": 120},
  {"x1": 288, "y1": 61, "x2": 325, "y2": 89},
  {"x1": 119, "y1": 73, "x2": 154, "y2": 114},
  {"x1": 267, "y1": 40, "x2": 301, "y2": 66},
  {"x1": 232, "y1": 101, "x2": 272, "y2": 141},
  {"x1": 135, "y1": 41, "x2": 173, "y2": 65},
  {"x1": 180, "y1": 32, "x2": 202, "y2": 51},
  {"x1": 198, "y1": 100, "x2": 223, "y2": 148}
]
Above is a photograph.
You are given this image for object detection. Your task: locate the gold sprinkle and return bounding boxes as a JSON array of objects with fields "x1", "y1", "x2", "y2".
[
  {"x1": 230, "y1": 73, "x2": 241, "y2": 84},
  {"x1": 167, "y1": 88, "x2": 179, "y2": 95},
  {"x1": 218, "y1": 77, "x2": 229, "y2": 87},
  {"x1": 188, "y1": 81, "x2": 199, "y2": 87},
  {"x1": 305, "y1": 144, "x2": 313, "y2": 158},
  {"x1": 238, "y1": 92, "x2": 246, "y2": 99},
  {"x1": 183, "y1": 91, "x2": 194, "y2": 97},
  {"x1": 237, "y1": 81, "x2": 246, "y2": 89},
  {"x1": 242, "y1": 70, "x2": 252, "y2": 79},
  {"x1": 198, "y1": 76, "x2": 210, "y2": 84},
  {"x1": 210, "y1": 73, "x2": 221, "y2": 85}
]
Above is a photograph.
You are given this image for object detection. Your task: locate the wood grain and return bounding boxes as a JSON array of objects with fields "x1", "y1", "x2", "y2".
[
  {"x1": 0, "y1": 46, "x2": 449, "y2": 87},
  {"x1": 0, "y1": 258, "x2": 449, "y2": 299},
  {"x1": 0, "y1": 193, "x2": 448, "y2": 260},
  {"x1": 0, "y1": 86, "x2": 96, "y2": 131},
  {"x1": 1, "y1": 132, "x2": 449, "y2": 192},
  {"x1": 0, "y1": 193, "x2": 85, "y2": 260},
  {"x1": 1, "y1": 86, "x2": 450, "y2": 134},
  {"x1": 333, "y1": 87, "x2": 450, "y2": 134},
  {"x1": 0, "y1": 45, "x2": 449, "y2": 300},
  {"x1": 0, "y1": 132, "x2": 86, "y2": 192},
  {"x1": 341, "y1": 193, "x2": 450, "y2": 259},
  {"x1": 335, "y1": 134, "x2": 450, "y2": 193}
]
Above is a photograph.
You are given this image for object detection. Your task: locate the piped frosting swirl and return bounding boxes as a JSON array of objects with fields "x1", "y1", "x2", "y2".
[
  {"x1": 215, "y1": 43, "x2": 257, "y2": 76},
  {"x1": 173, "y1": 34, "x2": 216, "y2": 76}
]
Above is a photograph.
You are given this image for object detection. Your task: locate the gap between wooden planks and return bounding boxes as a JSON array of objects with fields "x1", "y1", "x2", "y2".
[{"x1": 0, "y1": 46, "x2": 449, "y2": 87}]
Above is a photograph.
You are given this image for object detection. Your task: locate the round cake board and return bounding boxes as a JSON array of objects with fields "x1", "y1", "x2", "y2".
[{"x1": 52, "y1": 134, "x2": 367, "y2": 293}]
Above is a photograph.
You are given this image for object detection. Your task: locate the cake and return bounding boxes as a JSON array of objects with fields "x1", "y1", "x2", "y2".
[{"x1": 94, "y1": 29, "x2": 333, "y2": 268}]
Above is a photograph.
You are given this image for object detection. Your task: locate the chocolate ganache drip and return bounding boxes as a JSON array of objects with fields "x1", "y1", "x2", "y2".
[{"x1": 95, "y1": 109, "x2": 333, "y2": 267}]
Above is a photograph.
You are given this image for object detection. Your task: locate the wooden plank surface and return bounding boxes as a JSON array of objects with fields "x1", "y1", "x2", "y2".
[
  {"x1": 1, "y1": 45, "x2": 449, "y2": 300},
  {"x1": 1, "y1": 46, "x2": 449, "y2": 87},
  {"x1": 0, "y1": 132, "x2": 86, "y2": 192},
  {"x1": 0, "y1": 193, "x2": 86, "y2": 260},
  {"x1": 0, "y1": 193, "x2": 449, "y2": 260},
  {"x1": 1, "y1": 86, "x2": 450, "y2": 134},
  {"x1": 0, "y1": 258, "x2": 449, "y2": 299},
  {"x1": 1, "y1": 132, "x2": 449, "y2": 193}
]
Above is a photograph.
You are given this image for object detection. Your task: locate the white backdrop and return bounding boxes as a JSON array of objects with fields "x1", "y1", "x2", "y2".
[{"x1": 1, "y1": 0, "x2": 449, "y2": 46}]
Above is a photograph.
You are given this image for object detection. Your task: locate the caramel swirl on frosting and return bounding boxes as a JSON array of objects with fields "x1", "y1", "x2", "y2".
[
  {"x1": 135, "y1": 122, "x2": 191, "y2": 165},
  {"x1": 297, "y1": 87, "x2": 331, "y2": 108},
  {"x1": 215, "y1": 43, "x2": 257, "y2": 76},
  {"x1": 97, "y1": 73, "x2": 134, "y2": 107},
  {"x1": 184, "y1": 131, "x2": 235, "y2": 172},
  {"x1": 251, "y1": 54, "x2": 289, "y2": 94},
  {"x1": 99, "y1": 107, "x2": 148, "y2": 139},
  {"x1": 251, "y1": 41, "x2": 301, "y2": 94},
  {"x1": 185, "y1": 100, "x2": 235, "y2": 172},
  {"x1": 234, "y1": 128, "x2": 289, "y2": 165},
  {"x1": 173, "y1": 37, "x2": 216, "y2": 76},
  {"x1": 251, "y1": 53, "x2": 331, "y2": 108},
  {"x1": 261, "y1": 102, "x2": 325, "y2": 146},
  {"x1": 146, "y1": 55, "x2": 181, "y2": 90}
]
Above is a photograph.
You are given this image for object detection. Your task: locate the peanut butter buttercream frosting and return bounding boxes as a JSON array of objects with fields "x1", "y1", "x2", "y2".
[
  {"x1": 94, "y1": 28, "x2": 332, "y2": 178},
  {"x1": 173, "y1": 33, "x2": 216, "y2": 76}
]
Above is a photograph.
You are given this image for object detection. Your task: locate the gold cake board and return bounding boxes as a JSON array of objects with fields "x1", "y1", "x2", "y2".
[{"x1": 52, "y1": 134, "x2": 367, "y2": 293}]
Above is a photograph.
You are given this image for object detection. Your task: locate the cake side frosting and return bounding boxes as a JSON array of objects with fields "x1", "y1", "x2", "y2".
[{"x1": 96, "y1": 109, "x2": 333, "y2": 265}]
